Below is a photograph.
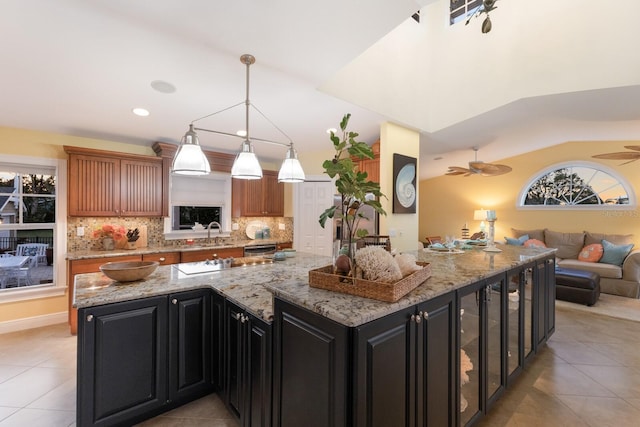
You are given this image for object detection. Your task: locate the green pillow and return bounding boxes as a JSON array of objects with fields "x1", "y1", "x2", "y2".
[
  {"x1": 599, "y1": 239, "x2": 634, "y2": 266},
  {"x1": 505, "y1": 235, "x2": 529, "y2": 246}
]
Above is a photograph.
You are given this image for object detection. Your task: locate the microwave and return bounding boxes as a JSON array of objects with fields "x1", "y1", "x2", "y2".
[{"x1": 172, "y1": 206, "x2": 222, "y2": 230}]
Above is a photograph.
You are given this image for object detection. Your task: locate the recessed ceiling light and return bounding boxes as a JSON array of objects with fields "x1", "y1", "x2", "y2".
[
  {"x1": 132, "y1": 108, "x2": 150, "y2": 117},
  {"x1": 236, "y1": 130, "x2": 247, "y2": 137},
  {"x1": 150, "y1": 80, "x2": 176, "y2": 94},
  {"x1": 326, "y1": 128, "x2": 337, "y2": 134}
]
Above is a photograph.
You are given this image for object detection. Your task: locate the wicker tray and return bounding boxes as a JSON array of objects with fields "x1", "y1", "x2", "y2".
[{"x1": 309, "y1": 262, "x2": 432, "y2": 302}]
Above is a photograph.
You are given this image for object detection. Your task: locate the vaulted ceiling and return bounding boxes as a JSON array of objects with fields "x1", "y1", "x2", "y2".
[{"x1": 2, "y1": 0, "x2": 639, "y2": 179}]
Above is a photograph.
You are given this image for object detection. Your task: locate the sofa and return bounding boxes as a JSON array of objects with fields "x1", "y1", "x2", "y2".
[{"x1": 508, "y1": 228, "x2": 640, "y2": 299}]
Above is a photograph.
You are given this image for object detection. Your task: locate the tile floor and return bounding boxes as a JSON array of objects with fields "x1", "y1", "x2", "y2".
[{"x1": 0, "y1": 302, "x2": 639, "y2": 426}]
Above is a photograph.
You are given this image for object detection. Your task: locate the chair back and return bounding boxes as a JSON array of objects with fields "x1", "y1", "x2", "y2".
[
  {"x1": 16, "y1": 243, "x2": 48, "y2": 258},
  {"x1": 426, "y1": 236, "x2": 443, "y2": 245},
  {"x1": 360, "y1": 235, "x2": 391, "y2": 252}
]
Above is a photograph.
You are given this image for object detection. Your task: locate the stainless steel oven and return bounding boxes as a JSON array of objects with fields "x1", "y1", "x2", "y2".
[{"x1": 243, "y1": 244, "x2": 277, "y2": 257}]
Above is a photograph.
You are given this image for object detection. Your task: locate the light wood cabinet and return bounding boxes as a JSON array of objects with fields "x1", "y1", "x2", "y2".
[
  {"x1": 351, "y1": 140, "x2": 380, "y2": 184},
  {"x1": 65, "y1": 146, "x2": 163, "y2": 217},
  {"x1": 232, "y1": 170, "x2": 284, "y2": 217}
]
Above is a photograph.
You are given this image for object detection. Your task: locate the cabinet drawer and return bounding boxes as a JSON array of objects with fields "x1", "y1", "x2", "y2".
[
  {"x1": 143, "y1": 252, "x2": 180, "y2": 265},
  {"x1": 180, "y1": 247, "x2": 243, "y2": 263},
  {"x1": 70, "y1": 255, "x2": 143, "y2": 275}
]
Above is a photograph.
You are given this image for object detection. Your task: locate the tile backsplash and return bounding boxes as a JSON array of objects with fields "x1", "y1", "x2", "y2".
[{"x1": 67, "y1": 217, "x2": 294, "y2": 252}]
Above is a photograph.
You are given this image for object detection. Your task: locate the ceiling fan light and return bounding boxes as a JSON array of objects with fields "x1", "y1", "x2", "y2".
[
  {"x1": 172, "y1": 125, "x2": 211, "y2": 175},
  {"x1": 231, "y1": 140, "x2": 263, "y2": 180},
  {"x1": 482, "y1": 16, "x2": 492, "y2": 33},
  {"x1": 278, "y1": 145, "x2": 305, "y2": 183}
]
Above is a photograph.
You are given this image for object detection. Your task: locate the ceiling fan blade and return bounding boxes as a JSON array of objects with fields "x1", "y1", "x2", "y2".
[
  {"x1": 469, "y1": 162, "x2": 512, "y2": 176},
  {"x1": 445, "y1": 166, "x2": 472, "y2": 176},
  {"x1": 624, "y1": 145, "x2": 640, "y2": 152},
  {"x1": 592, "y1": 153, "x2": 640, "y2": 160}
]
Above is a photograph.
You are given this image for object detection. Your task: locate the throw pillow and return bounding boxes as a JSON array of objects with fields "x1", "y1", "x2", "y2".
[
  {"x1": 511, "y1": 228, "x2": 545, "y2": 242},
  {"x1": 600, "y1": 239, "x2": 634, "y2": 266},
  {"x1": 544, "y1": 230, "x2": 585, "y2": 259},
  {"x1": 505, "y1": 235, "x2": 529, "y2": 246},
  {"x1": 524, "y1": 239, "x2": 546, "y2": 248},
  {"x1": 578, "y1": 243, "x2": 604, "y2": 263}
]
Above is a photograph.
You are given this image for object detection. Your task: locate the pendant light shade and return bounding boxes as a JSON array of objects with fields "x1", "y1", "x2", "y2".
[
  {"x1": 231, "y1": 140, "x2": 262, "y2": 179},
  {"x1": 278, "y1": 144, "x2": 305, "y2": 183},
  {"x1": 171, "y1": 124, "x2": 211, "y2": 175}
]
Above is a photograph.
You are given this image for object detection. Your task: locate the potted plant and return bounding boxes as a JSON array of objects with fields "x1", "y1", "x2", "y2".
[
  {"x1": 319, "y1": 114, "x2": 386, "y2": 276},
  {"x1": 126, "y1": 228, "x2": 140, "y2": 250},
  {"x1": 92, "y1": 224, "x2": 125, "y2": 251}
]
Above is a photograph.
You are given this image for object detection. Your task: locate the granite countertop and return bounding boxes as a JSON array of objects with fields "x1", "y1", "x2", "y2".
[
  {"x1": 66, "y1": 239, "x2": 290, "y2": 260},
  {"x1": 73, "y1": 246, "x2": 555, "y2": 327}
]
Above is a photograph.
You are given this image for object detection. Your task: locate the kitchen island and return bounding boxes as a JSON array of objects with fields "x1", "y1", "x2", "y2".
[{"x1": 74, "y1": 245, "x2": 556, "y2": 427}]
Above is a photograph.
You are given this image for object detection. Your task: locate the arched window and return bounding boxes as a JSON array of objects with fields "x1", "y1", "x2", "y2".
[{"x1": 518, "y1": 161, "x2": 635, "y2": 209}]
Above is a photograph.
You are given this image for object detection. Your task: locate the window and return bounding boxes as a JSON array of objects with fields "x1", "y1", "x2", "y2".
[
  {"x1": 0, "y1": 157, "x2": 64, "y2": 298},
  {"x1": 450, "y1": 0, "x2": 483, "y2": 25},
  {"x1": 518, "y1": 162, "x2": 634, "y2": 208}
]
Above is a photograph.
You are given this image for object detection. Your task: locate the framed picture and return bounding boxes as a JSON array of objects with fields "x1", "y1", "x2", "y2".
[{"x1": 393, "y1": 154, "x2": 417, "y2": 213}]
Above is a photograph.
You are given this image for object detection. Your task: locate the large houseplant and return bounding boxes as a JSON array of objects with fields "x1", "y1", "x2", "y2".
[{"x1": 319, "y1": 114, "x2": 386, "y2": 276}]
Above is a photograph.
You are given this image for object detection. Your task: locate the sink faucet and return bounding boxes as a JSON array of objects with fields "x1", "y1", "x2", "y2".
[{"x1": 207, "y1": 221, "x2": 223, "y2": 243}]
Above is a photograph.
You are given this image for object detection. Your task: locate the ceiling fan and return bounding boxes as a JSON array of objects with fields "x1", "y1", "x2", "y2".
[
  {"x1": 446, "y1": 147, "x2": 512, "y2": 177},
  {"x1": 592, "y1": 146, "x2": 640, "y2": 165},
  {"x1": 465, "y1": 0, "x2": 499, "y2": 33}
]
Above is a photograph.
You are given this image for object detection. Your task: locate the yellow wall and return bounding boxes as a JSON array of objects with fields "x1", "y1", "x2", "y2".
[
  {"x1": 0, "y1": 126, "x2": 159, "y2": 326},
  {"x1": 419, "y1": 141, "x2": 640, "y2": 243},
  {"x1": 380, "y1": 122, "x2": 420, "y2": 252}
]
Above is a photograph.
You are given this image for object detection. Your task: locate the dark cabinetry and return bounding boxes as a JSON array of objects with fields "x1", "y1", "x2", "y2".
[
  {"x1": 77, "y1": 289, "x2": 217, "y2": 426},
  {"x1": 224, "y1": 300, "x2": 272, "y2": 427},
  {"x1": 65, "y1": 146, "x2": 163, "y2": 217},
  {"x1": 273, "y1": 298, "x2": 348, "y2": 427},
  {"x1": 354, "y1": 292, "x2": 456, "y2": 427},
  {"x1": 232, "y1": 170, "x2": 284, "y2": 217}
]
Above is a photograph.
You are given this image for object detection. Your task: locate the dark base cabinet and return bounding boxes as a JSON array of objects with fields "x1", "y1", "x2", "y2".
[
  {"x1": 273, "y1": 298, "x2": 349, "y2": 427},
  {"x1": 77, "y1": 289, "x2": 216, "y2": 427},
  {"x1": 224, "y1": 300, "x2": 272, "y2": 427}
]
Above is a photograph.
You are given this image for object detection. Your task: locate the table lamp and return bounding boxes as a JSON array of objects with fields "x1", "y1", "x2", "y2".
[{"x1": 473, "y1": 209, "x2": 487, "y2": 234}]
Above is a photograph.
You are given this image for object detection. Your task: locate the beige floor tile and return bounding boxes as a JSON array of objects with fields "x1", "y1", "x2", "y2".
[
  {"x1": 573, "y1": 364, "x2": 640, "y2": 398},
  {"x1": 557, "y1": 395, "x2": 640, "y2": 427},
  {"x1": 0, "y1": 365, "x2": 30, "y2": 384},
  {"x1": 546, "y1": 340, "x2": 620, "y2": 366},
  {"x1": 0, "y1": 407, "x2": 75, "y2": 427},
  {"x1": 0, "y1": 367, "x2": 72, "y2": 407},
  {"x1": 0, "y1": 408, "x2": 19, "y2": 423},
  {"x1": 532, "y1": 362, "x2": 617, "y2": 397},
  {"x1": 27, "y1": 378, "x2": 76, "y2": 411},
  {"x1": 156, "y1": 394, "x2": 235, "y2": 421}
]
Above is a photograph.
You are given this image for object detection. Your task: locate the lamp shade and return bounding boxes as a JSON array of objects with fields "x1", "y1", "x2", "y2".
[
  {"x1": 473, "y1": 209, "x2": 487, "y2": 221},
  {"x1": 278, "y1": 145, "x2": 305, "y2": 183},
  {"x1": 231, "y1": 140, "x2": 262, "y2": 180},
  {"x1": 172, "y1": 125, "x2": 211, "y2": 175}
]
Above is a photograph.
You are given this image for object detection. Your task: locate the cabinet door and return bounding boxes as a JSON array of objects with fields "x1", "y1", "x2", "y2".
[
  {"x1": 168, "y1": 289, "x2": 212, "y2": 404},
  {"x1": 211, "y1": 292, "x2": 225, "y2": 391},
  {"x1": 225, "y1": 301, "x2": 245, "y2": 419},
  {"x1": 506, "y1": 267, "x2": 525, "y2": 383},
  {"x1": 544, "y1": 258, "x2": 556, "y2": 338},
  {"x1": 417, "y1": 292, "x2": 457, "y2": 427},
  {"x1": 68, "y1": 153, "x2": 120, "y2": 216},
  {"x1": 120, "y1": 158, "x2": 163, "y2": 216},
  {"x1": 273, "y1": 298, "x2": 349, "y2": 427},
  {"x1": 262, "y1": 171, "x2": 284, "y2": 216},
  {"x1": 246, "y1": 313, "x2": 272, "y2": 427},
  {"x1": 534, "y1": 262, "x2": 547, "y2": 349},
  {"x1": 77, "y1": 296, "x2": 168, "y2": 427},
  {"x1": 354, "y1": 307, "x2": 416, "y2": 427},
  {"x1": 485, "y1": 273, "x2": 507, "y2": 409},
  {"x1": 359, "y1": 158, "x2": 380, "y2": 184}
]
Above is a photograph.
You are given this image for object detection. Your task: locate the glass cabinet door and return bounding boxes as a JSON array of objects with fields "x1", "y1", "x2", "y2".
[
  {"x1": 486, "y1": 275, "x2": 505, "y2": 405},
  {"x1": 523, "y1": 267, "x2": 535, "y2": 362},
  {"x1": 506, "y1": 268, "x2": 522, "y2": 380},
  {"x1": 459, "y1": 283, "x2": 482, "y2": 426}
]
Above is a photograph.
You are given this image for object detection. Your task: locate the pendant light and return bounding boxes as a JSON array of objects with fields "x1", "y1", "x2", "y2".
[
  {"x1": 278, "y1": 143, "x2": 305, "y2": 182},
  {"x1": 171, "y1": 124, "x2": 211, "y2": 175},
  {"x1": 178, "y1": 54, "x2": 305, "y2": 182}
]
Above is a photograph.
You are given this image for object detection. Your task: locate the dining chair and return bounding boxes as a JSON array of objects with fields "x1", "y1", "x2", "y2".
[
  {"x1": 360, "y1": 235, "x2": 391, "y2": 252},
  {"x1": 15, "y1": 243, "x2": 48, "y2": 266},
  {"x1": 5, "y1": 256, "x2": 36, "y2": 287}
]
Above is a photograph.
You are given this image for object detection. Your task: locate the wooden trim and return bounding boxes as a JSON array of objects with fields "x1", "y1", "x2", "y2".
[
  {"x1": 63, "y1": 145, "x2": 162, "y2": 164},
  {"x1": 152, "y1": 141, "x2": 235, "y2": 173}
]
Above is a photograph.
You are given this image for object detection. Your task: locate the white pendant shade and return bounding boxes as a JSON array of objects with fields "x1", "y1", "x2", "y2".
[
  {"x1": 231, "y1": 140, "x2": 262, "y2": 179},
  {"x1": 172, "y1": 125, "x2": 211, "y2": 175},
  {"x1": 278, "y1": 145, "x2": 305, "y2": 183}
]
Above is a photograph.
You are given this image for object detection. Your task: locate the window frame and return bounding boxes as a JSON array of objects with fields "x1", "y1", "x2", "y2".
[
  {"x1": 517, "y1": 161, "x2": 636, "y2": 210},
  {"x1": 0, "y1": 154, "x2": 67, "y2": 303}
]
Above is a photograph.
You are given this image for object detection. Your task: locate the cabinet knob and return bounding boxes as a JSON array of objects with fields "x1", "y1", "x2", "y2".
[
  {"x1": 234, "y1": 313, "x2": 242, "y2": 320},
  {"x1": 422, "y1": 311, "x2": 429, "y2": 320},
  {"x1": 159, "y1": 257, "x2": 166, "y2": 262},
  {"x1": 212, "y1": 253, "x2": 218, "y2": 259},
  {"x1": 410, "y1": 314, "x2": 422, "y2": 324},
  {"x1": 171, "y1": 298, "x2": 178, "y2": 305},
  {"x1": 86, "y1": 314, "x2": 93, "y2": 322}
]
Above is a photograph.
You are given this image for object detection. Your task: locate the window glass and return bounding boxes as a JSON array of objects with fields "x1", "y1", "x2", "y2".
[
  {"x1": 520, "y1": 164, "x2": 632, "y2": 207},
  {"x1": 450, "y1": 0, "x2": 483, "y2": 24}
]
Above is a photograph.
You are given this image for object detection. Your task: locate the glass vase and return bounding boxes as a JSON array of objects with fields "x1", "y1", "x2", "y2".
[{"x1": 102, "y1": 237, "x2": 115, "y2": 251}]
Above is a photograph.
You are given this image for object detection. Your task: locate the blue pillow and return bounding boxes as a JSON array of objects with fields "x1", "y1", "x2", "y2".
[
  {"x1": 505, "y1": 234, "x2": 529, "y2": 246},
  {"x1": 599, "y1": 239, "x2": 634, "y2": 266}
]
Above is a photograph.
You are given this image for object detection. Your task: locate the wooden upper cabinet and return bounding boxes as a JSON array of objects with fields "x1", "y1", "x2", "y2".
[
  {"x1": 232, "y1": 170, "x2": 284, "y2": 217},
  {"x1": 351, "y1": 140, "x2": 380, "y2": 184},
  {"x1": 65, "y1": 146, "x2": 163, "y2": 217}
]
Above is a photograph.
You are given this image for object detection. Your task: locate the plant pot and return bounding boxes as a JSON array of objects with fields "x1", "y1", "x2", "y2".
[{"x1": 125, "y1": 241, "x2": 137, "y2": 250}]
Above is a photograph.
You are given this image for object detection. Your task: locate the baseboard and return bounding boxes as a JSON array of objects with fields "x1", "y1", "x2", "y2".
[{"x1": 0, "y1": 312, "x2": 67, "y2": 335}]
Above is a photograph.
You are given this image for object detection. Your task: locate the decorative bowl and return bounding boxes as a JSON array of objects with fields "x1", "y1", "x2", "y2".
[
  {"x1": 282, "y1": 248, "x2": 297, "y2": 258},
  {"x1": 99, "y1": 261, "x2": 159, "y2": 282}
]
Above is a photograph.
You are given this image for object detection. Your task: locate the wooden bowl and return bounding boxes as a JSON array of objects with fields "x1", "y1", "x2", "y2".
[{"x1": 99, "y1": 261, "x2": 159, "y2": 282}]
